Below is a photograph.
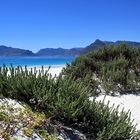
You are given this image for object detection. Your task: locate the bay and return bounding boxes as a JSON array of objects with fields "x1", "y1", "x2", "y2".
[{"x1": 0, "y1": 56, "x2": 75, "y2": 67}]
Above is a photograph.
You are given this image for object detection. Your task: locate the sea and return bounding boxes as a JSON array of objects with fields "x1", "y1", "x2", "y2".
[{"x1": 0, "y1": 56, "x2": 75, "y2": 68}]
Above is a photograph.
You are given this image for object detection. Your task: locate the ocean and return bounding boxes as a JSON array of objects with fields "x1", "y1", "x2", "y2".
[{"x1": 0, "y1": 56, "x2": 75, "y2": 67}]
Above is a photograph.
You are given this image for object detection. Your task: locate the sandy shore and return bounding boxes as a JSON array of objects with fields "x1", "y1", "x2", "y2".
[
  {"x1": 48, "y1": 67, "x2": 63, "y2": 77},
  {"x1": 30, "y1": 66, "x2": 64, "y2": 77},
  {"x1": 6, "y1": 65, "x2": 64, "y2": 77},
  {"x1": 94, "y1": 94, "x2": 140, "y2": 130}
]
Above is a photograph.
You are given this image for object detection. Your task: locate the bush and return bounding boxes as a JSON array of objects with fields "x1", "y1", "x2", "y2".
[
  {"x1": 0, "y1": 65, "x2": 136, "y2": 139},
  {"x1": 62, "y1": 44, "x2": 140, "y2": 94}
]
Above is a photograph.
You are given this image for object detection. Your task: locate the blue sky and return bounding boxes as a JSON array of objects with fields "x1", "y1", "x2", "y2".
[{"x1": 0, "y1": 0, "x2": 140, "y2": 52}]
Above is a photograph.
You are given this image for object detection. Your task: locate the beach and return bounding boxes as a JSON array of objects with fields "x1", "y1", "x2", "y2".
[
  {"x1": 27, "y1": 65, "x2": 64, "y2": 77},
  {"x1": 5, "y1": 65, "x2": 64, "y2": 77}
]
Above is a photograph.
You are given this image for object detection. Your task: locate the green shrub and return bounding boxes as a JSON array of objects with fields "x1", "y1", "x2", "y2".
[
  {"x1": 62, "y1": 44, "x2": 140, "y2": 94},
  {"x1": 0, "y1": 65, "x2": 136, "y2": 139}
]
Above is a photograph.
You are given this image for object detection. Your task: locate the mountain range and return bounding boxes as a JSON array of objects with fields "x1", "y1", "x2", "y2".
[
  {"x1": 0, "y1": 45, "x2": 35, "y2": 56},
  {"x1": 0, "y1": 39, "x2": 140, "y2": 56}
]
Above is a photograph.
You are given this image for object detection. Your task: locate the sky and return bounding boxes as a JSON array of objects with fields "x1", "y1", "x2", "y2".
[{"x1": 0, "y1": 0, "x2": 140, "y2": 52}]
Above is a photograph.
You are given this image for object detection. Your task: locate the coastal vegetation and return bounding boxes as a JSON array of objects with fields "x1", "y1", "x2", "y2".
[
  {"x1": 0, "y1": 64, "x2": 137, "y2": 139},
  {"x1": 62, "y1": 44, "x2": 140, "y2": 95},
  {"x1": 0, "y1": 100, "x2": 56, "y2": 140}
]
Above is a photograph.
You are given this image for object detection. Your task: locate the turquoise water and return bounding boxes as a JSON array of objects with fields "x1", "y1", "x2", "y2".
[{"x1": 0, "y1": 56, "x2": 75, "y2": 67}]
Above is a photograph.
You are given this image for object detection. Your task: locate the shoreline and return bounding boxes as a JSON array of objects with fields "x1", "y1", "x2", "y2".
[
  {"x1": 1, "y1": 64, "x2": 65, "y2": 68},
  {"x1": 3, "y1": 65, "x2": 65, "y2": 77},
  {"x1": 26, "y1": 65, "x2": 65, "y2": 77}
]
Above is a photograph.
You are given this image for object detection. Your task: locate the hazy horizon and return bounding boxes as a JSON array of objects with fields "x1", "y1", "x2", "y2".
[
  {"x1": 0, "y1": 0, "x2": 140, "y2": 52},
  {"x1": 1, "y1": 39, "x2": 140, "y2": 53}
]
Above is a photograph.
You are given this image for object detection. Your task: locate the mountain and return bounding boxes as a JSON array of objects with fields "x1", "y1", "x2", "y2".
[
  {"x1": 0, "y1": 45, "x2": 35, "y2": 56},
  {"x1": 0, "y1": 40, "x2": 140, "y2": 57},
  {"x1": 37, "y1": 40, "x2": 140, "y2": 56},
  {"x1": 36, "y1": 47, "x2": 83, "y2": 56},
  {"x1": 104, "y1": 40, "x2": 140, "y2": 47},
  {"x1": 81, "y1": 40, "x2": 140, "y2": 54},
  {"x1": 115, "y1": 41, "x2": 140, "y2": 47},
  {"x1": 81, "y1": 39, "x2": 106, "y2": 54}
]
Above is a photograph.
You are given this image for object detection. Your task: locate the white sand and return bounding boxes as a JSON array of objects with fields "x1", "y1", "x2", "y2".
[
  {"x1": 30, "y1": 66, "x2": 64, "y2": 77},
  {"x1": 44, "y1": 66, "x2": 63, "y2": 77},
  {"x1": 6, "y1": 65, "x2": 64, "y2": 77},
  {"x1": 92, "y1": 94, "x2": 140, "y2": 130}
]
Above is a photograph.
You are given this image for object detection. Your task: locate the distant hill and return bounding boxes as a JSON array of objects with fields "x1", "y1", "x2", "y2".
[
  {"x1": 0, "y1": 45, "x2": 35, "y2": 56},
  {"x1": 36, "y1": 48, "x2": 83, "y2": 56},
  {"x1": 81, "y1": 39, "x2": 106, "y2": 54},
  {"x1": 81, "y1": 39, "x2": 140, "y2": 54},
  {"x1": 37, "y1": 40, "x2": 140, "y2": 56},
  {"x1": 0, "y1": 40, "x2": 140, "y2": 56}
]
